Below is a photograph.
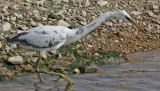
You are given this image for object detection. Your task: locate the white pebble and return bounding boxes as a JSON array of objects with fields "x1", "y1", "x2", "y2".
[{"x1": 8, "y1": 56, "x2": 24, "y2": 65}]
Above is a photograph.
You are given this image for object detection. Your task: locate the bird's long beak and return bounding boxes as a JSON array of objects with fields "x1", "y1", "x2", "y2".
[{"x1": 125, "y1": 16, "x2": 146, "y2": 33}]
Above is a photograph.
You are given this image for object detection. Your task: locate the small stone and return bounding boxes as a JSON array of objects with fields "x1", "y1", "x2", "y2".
[
  {"x1": 116, "y1": 31, "x2": 131, "y2": 39},
  {"x1": 8, "y1": 56, "x2": 24, "y2": 65},
  {"x1": 156, "y1": 30, "x2": 160, "y2": 34},
  {"x1": 10, "y1": 16, "x2": 16, "y2": 22},
  {"x1": 147, "y1": 11, "x2": 154, "y2": 17},
  {"x1": 148, "y1": 4, "x2": 154, "y2": 10},
  {"x1": 113, "y1": 40, "x2": 119, "y2": 43},
  {"x1": 76, "y1": 16, "x2": 85, "y2": 21},
  {"x1": 62, "y1": 0, "x2": 69, "y2": 3},
  {"x1": 144, "y1": 24, "x2": 152, "y2": 32},
  {"x1": 82, "y1": 10, "x2": 87, "y2": 16},
  {"x1": 4, "y1": 45, "x2": 10, "y2": 52},
  {"x1": 87, "y1": 44, "x2": 93, "y2": 48},
  {"x1": 73, "y1": 68, "x2": 80, "y2": 74},
  {"x1": 0, "y1": 35, "x2": 5, "y2": 40},
  {"x1": 94, "y1": 53, "x2": 99, "y2": 56},
  {"x1": 34, "y1": 0, "x2": 46, "y2": 6},
  {"x1": 2, "y1": 5, "x2": 8, "y2": 13},
  {"x1": 31, "y1": 21, "x2": 37, "y2": 26},
  {"x1": 105, "y1": 22, "x2": 113, "y2": 27},
  {"x1": 38, "y1": 7, "x2": 47, "y2": 12},
  {"x1": 10, "y1": 44, "x2": 17, "y2": 49},
  {"x1": 97, "y1": 0, "x2": 108, "y2": 7},
  {"x1": 57, "y1": 20, "x2": 70, "y2": 27},
  {"x1": 49, "y1": 13, "x2": 63, "y2": 20},
  {"x1": 1, "y1": 22, "x2": 11, "y2": 31},
  {"x1": 25, "y1": 0, "x2": 31, "y2": 3},
  {"x1": 23, "y1": 51, "x2": 35, "y2": 57},
  {"x1": 8, "y1": 4, "x2": 18, "y2": 10},
  {"x1": 19, "y1": 25, "x2": 28, "y2": 30},
  {"x1": 80, "y1": 21, "x2": 87, "y2": 25},
  {"x1": 131, "y1": 11, "x2": 142, "y2": 15},
  {"x1": 0, "y1": 41, "x2": 2, "y2": 48},
  {"x1": 31, "y1": 57, "x2": 38, "y2": 63},
  {"x1": 85, "y1": 0, "x2": 90, "y2": 6},
  {"x1": 33, "y1": 14, "x2": 41, "y2": 21}
]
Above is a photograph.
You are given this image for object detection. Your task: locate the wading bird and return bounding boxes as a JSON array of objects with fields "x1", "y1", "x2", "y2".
[{"x1": 6, "y1": 10, "x2": 145, "y2": 85}]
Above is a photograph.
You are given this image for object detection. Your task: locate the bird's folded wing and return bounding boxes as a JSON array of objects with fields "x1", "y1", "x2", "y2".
[{"x1": 6, "y1": 30, "x2": 67, "y2": 48}]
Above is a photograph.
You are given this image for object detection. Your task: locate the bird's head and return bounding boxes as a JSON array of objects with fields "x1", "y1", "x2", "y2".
[{"x1": 115, "y1": 10, "x2": 145, "y2": 33}]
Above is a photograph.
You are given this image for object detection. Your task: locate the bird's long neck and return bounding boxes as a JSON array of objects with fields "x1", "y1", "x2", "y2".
[{"x1": 65, "y1": 11, "x2": 118, "y2": 45}]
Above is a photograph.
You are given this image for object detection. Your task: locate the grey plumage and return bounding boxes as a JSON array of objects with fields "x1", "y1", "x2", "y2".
[{"x1": 7, "y1": 26, "x2": 68, "y2": 49}]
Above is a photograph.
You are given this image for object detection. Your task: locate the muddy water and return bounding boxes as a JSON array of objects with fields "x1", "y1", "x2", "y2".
[{"x1": 1, "y1": 50, "x2": 160, "y2": 91}]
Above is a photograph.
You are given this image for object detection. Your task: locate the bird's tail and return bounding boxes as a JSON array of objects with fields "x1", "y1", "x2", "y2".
[{"x1": 6, "y1": 32, "x2": 28, "y2": 43}]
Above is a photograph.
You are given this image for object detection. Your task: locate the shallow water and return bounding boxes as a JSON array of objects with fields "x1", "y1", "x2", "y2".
[{"x1": 1, "y1": 50, "x2": 160, "y2": 91}]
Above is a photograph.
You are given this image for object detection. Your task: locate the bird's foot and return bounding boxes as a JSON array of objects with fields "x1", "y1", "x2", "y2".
[{"x1": 37, "y1": 71, "x2": 74, "y2": 85}]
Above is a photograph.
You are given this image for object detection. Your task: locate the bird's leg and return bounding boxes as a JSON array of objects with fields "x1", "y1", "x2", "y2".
[
  {"x1": 38, "y1": 71, "x2": 74, "y2": 85},
  {"x1": 35, "y1": 56, "x2": 44, "y2": 82},
  {"x1": 35, "y1": 50, "x2": 74, "y2": 85}
]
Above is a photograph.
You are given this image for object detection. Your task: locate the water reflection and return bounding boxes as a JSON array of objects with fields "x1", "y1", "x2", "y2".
[{"x1": 33, "y1": 80, "x2": 73, "y2": 91}]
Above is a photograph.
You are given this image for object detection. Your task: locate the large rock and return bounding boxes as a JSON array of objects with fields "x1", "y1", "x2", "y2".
[{"x1": 8, "y1": 56, "x2": 24, "y2": 65}]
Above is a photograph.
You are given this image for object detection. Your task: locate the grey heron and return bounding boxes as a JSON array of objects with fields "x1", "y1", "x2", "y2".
[{"x1": 6, "y1": 10, "x2": 145, "y2": 85}]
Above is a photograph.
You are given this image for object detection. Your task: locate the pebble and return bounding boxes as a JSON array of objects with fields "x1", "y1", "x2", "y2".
[
  {"x1": 113, "y1": 40, "x2": 119, "y2": 43},
  {"x1": 25, "y1": 0, "x2": 31, "y2": 3},
  {"x1": 97, "y1": 0, "x2": 108, "y2": 7},
  {"x1": 94, "y1": 53, "x2": 99, "y2": 56},
  {"x1": 82, "y1": 10, "x2": 87, "y2": 16},
  {"x1": 57, "y1": 20, "x2": 70, "y2": 27},
  {"x1": 62, "y1": 0, "x2": 69, "y2": 3},
  {"x1": 4, "y1": 45, "x2": 10, "y2": 52},
  {"x1": 0, "y1": 41, "x2": 2, "y2": 48},
  {"x1": 1, "y1": 22, "x2": 11, "y2": 31},
  {"x1": 8, "y1": 4, "x2": 18, "y2": 10},
  {"x1": 21, "y1": 51, "x2": 35, "y2": 57},
  {"x1": 116, "y1": 31, "x2": 131, "y2": 39},
  {"x1": 49, "y1": 13, "x2": 63, "y2": 20},
  {"x1": 2, "y1": 5, "x2": 8, "y2": 13},
  {"x1": 0, "y1": 35, "x2": 5, "y2": 40},
  {"x1": 10, "y1": 44, "x2": 17, "y2": 49},
  {"x1": 30, "y1": 57, "x2": 38, "y2": 63},
  {"x1": 80, "y1": 21, "x2": 87, "y2": 25},
  {"x1": 105, "y1": 22, "x2": 113, "y2": 27},
  {"x1": 156, "y1": 30, "x2": 160, "y2": 34},
  {"x1": 38, "y1": 7, "x2": 47, "y2": 12},
  {"x1": 19, "y1": 25, "x2": 28, "y2": 30},
  {"x1": 34, "y1": 0, "x2": 46, "y2": 6},
  {"x1": 73, "y1": 68, "x2": 80, "y2": 74},
  {"x1": 131, "y1": 11, "x2": 142, "y2": 15},
  {"x1": 10, "y1": 16, "x2": 17, "y2": 22},
  {"x1": 33, "y1": 14, "x2": 41, "y2": 21},
  {"x1": 85, "y1": 0, "x2": 90, "y2": 6},
  {"x1": 8, "y1": 56, "x2": 24, "y2": 65},
  {"x1": 144, "y1": 25, "x2": 152, "y2": 32},
  {"x1": 87, "y1": 44, "x2": 93, "y2": 48},
  {"x1": 31, "y1": 21, "x2": 37, "y2": 26},
  {"x1": 76, "y1": 16, "x2": 85, "y2": 21},
  {"x1": 147, "y1": 11, "x2": 155, "y2": 17}
]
